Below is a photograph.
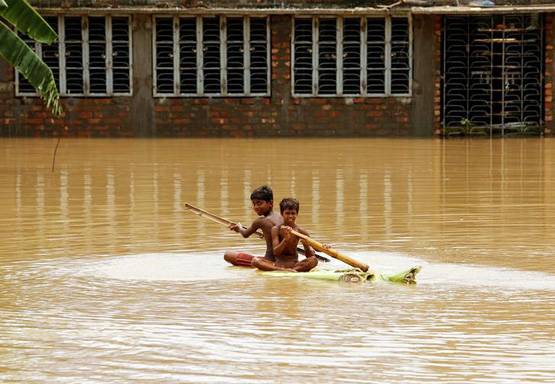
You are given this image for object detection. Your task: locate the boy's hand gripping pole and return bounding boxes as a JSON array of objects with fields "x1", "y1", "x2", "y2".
[
  {"x1": 288, "y1": 229, "x2": 370, "y2": 272},
  {"x1": 185, "y1": 203, "x2": 264, "y2": 238}
]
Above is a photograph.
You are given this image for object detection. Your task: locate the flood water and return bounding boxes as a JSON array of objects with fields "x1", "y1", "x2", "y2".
[{"x1": 1, "y1": 138, "x2": 555, "y2": 383}]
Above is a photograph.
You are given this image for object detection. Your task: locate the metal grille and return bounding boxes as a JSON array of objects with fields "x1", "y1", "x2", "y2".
[
  {"x1": 89, "y1": 16, "x2": 107, "y2": 94},
  {"x1": 16, "y1": 31, "x2": 39, "y2": 94},
  {"x1": 42, "y1": 17, "x2": 60, "y2": 89},
  {"x1": 343, "y1": 18, "x2": 362, "y2": 95},
  {"x1": 15, "y1": 15, "x2": 132, "y2": 97},
  {"x1": 226, "y1": 17, "x2": 244, "y2": 94},
  {"x1": 202, "y1": 17, "x2": 221, "y2": 94},
  {"x1": 155, "y1": 17, "x2": 175, "y2": 93},
  {"x1": 250, "y1": 18, "x2": 269, "y2": 93},
  {"x1": 154, "y1": 16, "x2": 270, "y2": 97},
  {"x1": 63, "y1": 17, "x2": 84, "y2": 94},
  {"x1": 179, "y1": 17, "x2": 198, "y2": 94},
  {"x1": 112, "y1": 17, "x2": 131, "y2": 93},
  {"x1": 293, "y1": 18, "x2": 313, "y2": 94},
  {"x1": 318, "y1": 18, "x2": 337, "y2": 95},
  {"x1": 292, "y1": 16, "x2": 411, "y2": 97},
  {"x1": 367, "y1": 18, "x2": 386, "y2": 94},
  {"x1": 442, "y1": 15, "x2": 543, "y2": 135}
]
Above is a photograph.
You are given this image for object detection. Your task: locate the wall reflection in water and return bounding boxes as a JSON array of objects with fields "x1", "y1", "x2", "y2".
[
  {"x1": 311, "y1": 169, "x2": 319, "y2": 226},
  {"x1": 359, "y1": 172, "x2": 368, "y2": 241}
]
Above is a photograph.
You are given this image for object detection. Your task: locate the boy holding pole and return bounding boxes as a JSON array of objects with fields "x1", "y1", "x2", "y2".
[{"x1": 252, "y1": 198, "x2": 318, "y2": 272}]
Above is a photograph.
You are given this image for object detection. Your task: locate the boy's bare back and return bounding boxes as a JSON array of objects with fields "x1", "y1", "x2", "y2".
[{"x1": 254, "y1": 211, "x2": 283, "y2": 260}]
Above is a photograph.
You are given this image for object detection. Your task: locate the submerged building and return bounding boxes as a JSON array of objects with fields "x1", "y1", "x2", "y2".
[{"x1": 1, "y1": 0, "x2": 554, "y2": 137}]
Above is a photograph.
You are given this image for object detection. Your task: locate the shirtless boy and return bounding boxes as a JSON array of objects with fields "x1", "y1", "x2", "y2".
[
  {"x1": 252, "y1": 198, "x2": 318, "y2": 272},
  {"x1": 224, "y1": 185, "x2": 283, "y2": 267}
]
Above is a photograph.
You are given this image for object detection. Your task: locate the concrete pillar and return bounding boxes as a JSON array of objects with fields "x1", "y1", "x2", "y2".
[
  {"x1": 410, "y1": 14, "x2": 435, "y2": 136},
  {"x1": 130, "y1": 14, "x2": 155, "y2": 136}
]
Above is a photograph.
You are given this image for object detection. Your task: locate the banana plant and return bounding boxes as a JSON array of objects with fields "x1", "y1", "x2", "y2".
[{"x1": 0, "y1": 0, "x2": 62, "y2": 116}]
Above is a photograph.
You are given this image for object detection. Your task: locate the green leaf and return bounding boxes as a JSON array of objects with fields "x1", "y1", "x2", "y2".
[
  {"x1": 0, "y1": 0, "x2": 8, "y2": 10},
  {"x1": 0, "y1": 0, "x2": 57, "y2": 44},
  {"x1": 0, "y1": 20, "x2": 62, "y2": 116}
]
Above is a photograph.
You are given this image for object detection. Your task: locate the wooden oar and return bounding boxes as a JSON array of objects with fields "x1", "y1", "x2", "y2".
[
  {"x1": 184, "y1": 203, "x2": 330, "y2": 263},
  {"x1": 185, "y1": 203, "x2": 264, "y2": 239},
  {"x1": 288, "y1": 228, "x2": 370, "y2": 272}
]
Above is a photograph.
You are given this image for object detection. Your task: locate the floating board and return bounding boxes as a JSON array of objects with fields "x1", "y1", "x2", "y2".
[{"x1": 261, "y1": 266, "x2": 421, "y2": 284}]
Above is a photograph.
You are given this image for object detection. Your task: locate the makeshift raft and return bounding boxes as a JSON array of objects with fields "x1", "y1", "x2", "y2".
[
  {"x1": 261, "y1": 266, "x2": 421, "y2": 285},
  {"x1": 184, "y1": 203, "x2": 422, "y2": 284}
]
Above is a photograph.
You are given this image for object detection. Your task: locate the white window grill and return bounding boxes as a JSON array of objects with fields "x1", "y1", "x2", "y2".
[
  {"x1": 292, "y1": 16, "x2": 412, "y2": 97},
  {"x1": 153, "y1": 15, "x2": 270, "y2": 97},
  {"x1": 15, "y1": 15, "x2": 132, "y2": 97}
]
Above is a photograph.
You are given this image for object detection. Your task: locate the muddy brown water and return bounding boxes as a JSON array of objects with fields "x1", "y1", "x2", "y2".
[{"x1": 1, "y1": 138, "x2": 555, "y2": 383}]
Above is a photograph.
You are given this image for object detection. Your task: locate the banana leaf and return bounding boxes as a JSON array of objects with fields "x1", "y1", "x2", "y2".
[
  {"x1": 262, "y1": 266, "x2": 421, "y2": 285},
  {"x1": 0, "y1": 0, "x2": 56, "y2": 44},
  {"x1": 0, "y1": 20, "x2": 61, "y2": 116}
]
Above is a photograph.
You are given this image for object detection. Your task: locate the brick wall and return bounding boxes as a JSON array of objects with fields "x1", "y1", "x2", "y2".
[
  {"x1": 0, "y1": 14, "x2": 418, "y2": 137},
  {"x1": 0, "y1": 1, "x2": 550, "y2": 137},
  {"x1": 0, "y1": 94, "x2": 134, "y2": 138},
  {"x1": 8, "y1": 11, "x2": 554, "y2": 138},
  {"x1": 0, "y1": 65, "x2": 134, "y2": 137},
  {"x1": 149, "y1": 15, "x2": 414, "y2": 137}
]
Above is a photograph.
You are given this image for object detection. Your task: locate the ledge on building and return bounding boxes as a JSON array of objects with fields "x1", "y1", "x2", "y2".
[
  {"x1": 411, "y1": 4, "x2": 555, "y2": 14},
  {"x1": 37, "y1": 6, "x2": 412, "y2": 16}
]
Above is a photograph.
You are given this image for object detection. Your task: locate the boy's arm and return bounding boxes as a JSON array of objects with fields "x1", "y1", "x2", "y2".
[
  {"x1": 230, "y1": 218, "x2": 262, "y2": 238},
  {"x1": 272, "y1": 225, "x2": 288, "y2": 257},
  {"x1": 298, "y1": 228, "x2": 315, "y2": 258}
]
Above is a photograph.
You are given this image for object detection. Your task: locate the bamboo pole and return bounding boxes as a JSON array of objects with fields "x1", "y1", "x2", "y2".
[{"x1": 288, "y1": 228, "x2": 370, "y2": 272}]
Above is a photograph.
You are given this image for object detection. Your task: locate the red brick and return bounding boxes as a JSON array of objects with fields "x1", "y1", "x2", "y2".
[
  {"x1": 26, "y1": 118, "x2": 44, "y2": 125},
  {"x1": 0, "y1": 14, "x2": 480, "y2": 137}
]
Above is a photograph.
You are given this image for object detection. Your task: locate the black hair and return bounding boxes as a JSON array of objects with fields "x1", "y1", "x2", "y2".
[
  {"x1": 280, "y1": 197, "x2": 299, "y2": 213},
  {"x1": 250, "y1": 185, "x2": 273, "y2": 202}
]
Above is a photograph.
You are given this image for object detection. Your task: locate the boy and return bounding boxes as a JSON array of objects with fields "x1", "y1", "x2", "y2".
[
  {"x1": 252, "y1": 197, "x2": 318, "y2": 272},
  {"x1": 224, "y1": 185, "x2": 283, "y2": 267}
]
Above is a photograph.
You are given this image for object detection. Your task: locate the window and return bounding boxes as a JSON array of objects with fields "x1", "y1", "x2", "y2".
[
  {"x1": 442, "y1": 15, "x2": 543, "y2": 133},
  {"x1": 153, "y1": 16, "x2": 270, "y2": 96},
  {"x1": 16, "y1": 15, "x2": 132, "y2": 97},
  {"x1": 292, "y1": 16, "x2": 411, "y2": 97}
]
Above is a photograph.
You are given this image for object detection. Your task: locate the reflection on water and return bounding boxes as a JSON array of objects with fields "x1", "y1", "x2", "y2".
[{"x1": 1, "y1": 138, "x2": 555, "y2": 383}]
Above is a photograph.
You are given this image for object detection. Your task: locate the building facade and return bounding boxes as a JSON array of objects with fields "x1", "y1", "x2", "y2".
[{"x1": 1, "y1": 0, "x2": 554, "y2": 137}]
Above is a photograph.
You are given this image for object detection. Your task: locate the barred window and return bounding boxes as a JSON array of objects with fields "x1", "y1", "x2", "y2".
[
  {"x1": 292, "y1": 16, "x2": 411, "y2": 97},
  {"x1": 154, "y1": 16, "x2": 270, "y2": 97},
  {"x1": 16, "y1": 15, "x2": 132, "y2": 97}
]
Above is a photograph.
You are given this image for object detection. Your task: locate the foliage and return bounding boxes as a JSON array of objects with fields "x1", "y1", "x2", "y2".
[{"x1": 0, "y1": 0, "x2": 61, "y2": 116}]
